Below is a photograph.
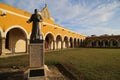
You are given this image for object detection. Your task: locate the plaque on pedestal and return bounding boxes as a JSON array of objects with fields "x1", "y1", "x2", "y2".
[{"x1": 28, "y1": 68, "x2": 45, "y2": 80}]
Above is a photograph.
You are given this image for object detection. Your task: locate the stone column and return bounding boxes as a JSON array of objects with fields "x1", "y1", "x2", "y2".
[
  {"x1": 76, "y1": 41, "x2": 78, "y2": 47},
  {"x1": 110, "y1": 41, "x2": 112, "y2": 47},
  {"x1": 2, "y1": 37, "x2": 6, "y2": 55},
  {"x1": 68, "y1": 41, "x2": 70, "y2": 48},
  {"x1": 0, "y1": 37, "x2": 2, "y2": 55},
  {"x1": 72, "y1": 41, "x2": 74, "y2": 48},
  {"x1": 47, "y1": 40, "x2": 50, "y2": 50},
  {"x1": 77, "y1": 42, "x2": 79, "y2": 48},
  {"x1": 89, "y1": 42, "x2": 92, "y2": 47},
  {"x1": 96, "y1": 42, "x2": 98, "y2": 47},
  {"x1": 66, "y1": 41, "x2": 69, "y2": 48},
  {"x1": 26, "y1": 39, "x2": 30, "y2": 53},
  {"x1": 73, "y1": 42, "x2": 76, "y2": 48},
  {"x1": 49, "y1": 41, "x2": 51, "y2": 50},
  {"x1": 61, "y1": 41, "x2": 64, "y2": 49},
  {"x1": 118, "y1": 42, "x2": 120, "y2": 47},
  {"x1": 53, "y1": 40, "x2": 56, "y2": 50},
  {"x1": 103, "y1": 42, "x2": 105, "y2": 47},
  {"x1": 56, "y1": 41, "x2": 58, "y2": 50}
]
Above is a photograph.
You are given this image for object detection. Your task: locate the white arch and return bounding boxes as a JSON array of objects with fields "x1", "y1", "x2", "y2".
[
  {"x1": 56, "y1": 34, "x2": 63, "y2": 41},
  {"x1": 69, "y1": 37, "x2": 73, "y2": 41},
  {"x1": 64, "y1": 35, "x2": 69, "y2": 40},
  {"x1": 73, "y1": 36, "x2": 77, "y2": 39},
  {"x1": 41, "y1": 32, "x2": 45, "y2": 40},
  {"x1": 28, "y1": 32, "x2": 31, "y2": 40},
  {"x1": 44, "y1": 32, "x2": 55, "y2": 40},
  {"x1": 63, "y1": 35, "x2": 69, "y2": 41},
  {"x1": 0, "y1": 27, "x2": 3, "y2": 37},
  {"x1": 77, "y1": 38, "x2": 80, "y2": 41},
  {"x1": 55, "y1": 34, "x2": 63, "y2": 49},
  {"x1": 5, "y1": 25, "x2": 28, "y2": 39}
]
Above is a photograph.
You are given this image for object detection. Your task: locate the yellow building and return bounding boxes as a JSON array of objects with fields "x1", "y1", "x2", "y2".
[{"x1": 0, "y1": 2, "x2": 86, "y2": 55}]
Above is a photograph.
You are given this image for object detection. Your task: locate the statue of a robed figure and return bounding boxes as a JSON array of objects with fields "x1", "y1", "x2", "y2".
[
  {"x1": 25, "y1": 9, "x2": 45, "y2": 80},
  {"x1": 27, "y1": 9, "x2": 43, "y2": 43}
]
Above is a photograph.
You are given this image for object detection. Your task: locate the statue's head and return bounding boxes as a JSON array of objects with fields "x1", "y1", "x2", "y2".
[{"x1": 34, "y1": 9, "x2": 38, "y2": 14}]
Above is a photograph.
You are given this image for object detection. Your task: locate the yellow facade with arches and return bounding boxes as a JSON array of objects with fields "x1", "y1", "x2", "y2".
[{"x1": 0, "y1": 2, "x2": 86, "y2": 55}]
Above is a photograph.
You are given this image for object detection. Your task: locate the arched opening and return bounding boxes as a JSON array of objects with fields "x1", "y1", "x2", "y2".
[
  {"x1": 110, "y1": 39, "x2": 118, "y2": 47},
  {"x1": 101, "y1": 41, "x2": 103, "y2": 47},
  {"x1": 5, "y1": 32, "x2": 9, "y2": 49},
  {"x1": 87, "y1": 40, "x2": 93, "y2": 47},
  {"x1": 105, "y1": 40, "x2": 109, "y2": 47},
  {"x1": 0, "y1": 32, "x2": 2, "y2": 55},
  {"x1": 63, "y1": 36, "x2": 68, "y2": 48},
  {"x1": 113, "y1": 40, "x2": 118, "y2": 47},
  {"x1": 92, "y1": 41, "x2": 95, "y2": 47},
  {"x1": 56, "y1": 35, "x2": 62, "y2": 49},
  {"x1": 69, "y1": 37, "x2": 73, "y2": 48},
  {"x1": 45, "y1": 33, "x2": 54, "y2": 50},
  {"x1": 80, "y1": 39, "x2": 83, "y2": 47},
  {"x1": 77, "y1": 39, "x2": 80, "y2": 47},
  {"x1": 101, "y1": 40, "x2": 109, "y2": 47},
  {"x1": 74, "y1": 38, "x2": 77, "y2": 48},
  {"x1": 94, "y1": 40, "x2": 100, "y2": 47},
  {"x1": 5, "y1": 28, "x2": 27, "y2": 53}
]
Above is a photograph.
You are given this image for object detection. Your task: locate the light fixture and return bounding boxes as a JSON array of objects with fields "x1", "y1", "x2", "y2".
[{"x1": 1, "y1": 11, "x2": 6, "y2": 16}]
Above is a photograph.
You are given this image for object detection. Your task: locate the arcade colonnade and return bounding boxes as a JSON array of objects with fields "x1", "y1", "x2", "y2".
[
  {"x1": 85, "y1": 36, "x2": 120, "y2": 48},
  {"x1": 0, "y1": 27, "x2": 84, "y2": 55}
]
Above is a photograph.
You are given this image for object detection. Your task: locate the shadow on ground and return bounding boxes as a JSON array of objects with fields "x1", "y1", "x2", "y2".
[
  {"x1": 0, "y1": 71, "x2": 24, "y2": 80},
  {"x1": 0, "y1": 63, "x2": 83, "y2": 80}
]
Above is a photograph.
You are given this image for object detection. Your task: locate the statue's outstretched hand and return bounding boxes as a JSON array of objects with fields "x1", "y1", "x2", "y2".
[{"x1": 26, "y1": 20, "x2": 30, "y2": 23}]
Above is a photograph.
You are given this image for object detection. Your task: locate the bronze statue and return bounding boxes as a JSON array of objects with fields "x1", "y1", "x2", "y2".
[{"x1": 27, "y1": 9, "x2": 43, "y2": 43}]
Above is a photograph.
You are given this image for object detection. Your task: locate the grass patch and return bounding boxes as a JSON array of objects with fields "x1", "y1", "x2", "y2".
[
  {"x1": 0, "y1": 55, "x2": 29, "y2": 68},
  {"x1": 0, "y1": 48, "x2": 120, "y2": 80},
  {"x1": 45, "y1": 48, "x2": 120, "y2": 80}
]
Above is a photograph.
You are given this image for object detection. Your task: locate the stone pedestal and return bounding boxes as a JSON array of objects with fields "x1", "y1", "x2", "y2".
[
  {"x1": 29, "y1": 44, "x2": 44, "y2": 67},
  {"x1": 27, "y1": 42, "x2": 45, "y2": 80}
]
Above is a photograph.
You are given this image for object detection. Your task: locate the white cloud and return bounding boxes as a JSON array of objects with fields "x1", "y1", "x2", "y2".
[
  {"x1": 2, "y1": 0, "x2": 44, "y2": 12},
  {"x1": 77, "y1": 26, "x2": 120, "y2": 36},
  {"x1": 45, "y1": 0, "x2": 120, "y2": 27},
  {"x1": 46, "y1": 0, "x2": 83, "y2": 21}
]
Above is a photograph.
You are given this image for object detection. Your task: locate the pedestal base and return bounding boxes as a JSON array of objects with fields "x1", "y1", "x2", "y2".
[{"x1": 27, "y1": 42, "x2": 45, "y2": 80}]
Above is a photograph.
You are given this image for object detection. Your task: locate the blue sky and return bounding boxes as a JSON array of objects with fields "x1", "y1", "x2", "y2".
[{"x1": 1, "y1": 0, "x2": 120, "y2": 36}]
